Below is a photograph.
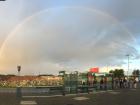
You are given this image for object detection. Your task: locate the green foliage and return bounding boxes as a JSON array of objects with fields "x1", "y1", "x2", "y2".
[
  {"x1": 132, "y1": 69, "x2": 140, "y2": 76},
  {"x1": 109, "y1": 69, "x2": 124, "y2": 77}
]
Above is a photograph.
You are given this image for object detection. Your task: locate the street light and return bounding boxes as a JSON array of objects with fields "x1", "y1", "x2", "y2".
[
  {"x1": 17, "y1": 65, "x2": 21, "y2": 87},
  {"x1": 16, "y1": 65, "x2": 21, "y2": 100},
  {"x1": 17, "y1": 65, "x2": 21, "y2": 76},
  {"x1": 126, "y1": 54, "x2": 130, "y2": 78}
]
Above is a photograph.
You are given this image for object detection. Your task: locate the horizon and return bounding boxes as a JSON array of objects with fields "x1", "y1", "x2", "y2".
[{"x1": 0, "y1": 66, "x2": 136, "y2": 76}]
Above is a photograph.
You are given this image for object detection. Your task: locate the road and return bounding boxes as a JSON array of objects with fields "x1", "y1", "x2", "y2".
[{"x1": 0, "y1": 88, "x2": 140, "y2": 105}]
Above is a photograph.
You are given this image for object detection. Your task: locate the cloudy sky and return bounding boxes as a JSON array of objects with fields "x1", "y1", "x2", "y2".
[{"x1": 0, "y1": 0, "x2": 140, "y2": 75}]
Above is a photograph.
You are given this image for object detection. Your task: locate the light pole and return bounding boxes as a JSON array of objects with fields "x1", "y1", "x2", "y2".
[
  {"x1": 16, "y1": 65, "x2": 21, "y2": 100},
  {"x1": 17, "y1": 65, "x2": 21, "y2": 87},
  {"x1": 126, "y1": 54, "x2": 130, "y2": 78},
  {"x1": 17, "y1": 65, "x2": 21, "y2": 77}
]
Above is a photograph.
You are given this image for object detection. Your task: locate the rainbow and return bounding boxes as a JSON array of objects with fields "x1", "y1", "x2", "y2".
[{"x1": 0, "y1": 6, "x2": 137, "y2": 58}]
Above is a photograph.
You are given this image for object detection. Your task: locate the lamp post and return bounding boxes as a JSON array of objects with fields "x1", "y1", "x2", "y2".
[
  {"x1": 126, "y1": 54, "x2": 130, "y2": 79},
  {"x1": 17, "y1": 65, "x2": 21, "y2": 86},
  {"x1": 16, "y1": 65, "x2": 21, "y2": 100},
  {"x1": 17, "y1": 65, "x2": 21, "y2": 76}
]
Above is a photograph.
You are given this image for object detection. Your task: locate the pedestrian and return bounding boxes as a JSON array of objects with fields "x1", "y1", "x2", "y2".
[
  {"x1": 129, "y1": 78, "x2": 133, "y2": 88},
  {"x1": 119, "y1": 78, "x2": 123, "y2": 88},
  {"x1": 133, "y1": 78, "x2": 137, "y2": 88},
  {"x1": 100, "y1": 78, "x2": 104, "y2": 90},
  {"x1": 123, "y1": 77, "x2": 127, "y2": 88},
  {"x1": 115, "y1": 78, "x2": 119, "y2": 89},
  {"x1": 104, "y1": 77, "x2": 107, "y2": 90},
  {"x1": 93, "y1": 77, "x2": 97, "y2": 90}
]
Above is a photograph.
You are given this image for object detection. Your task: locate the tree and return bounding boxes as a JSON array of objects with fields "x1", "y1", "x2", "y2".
[
  {"x1": 132, "y1": 69, "x2": 140, "y2": 76},
  {"x1": 109, "y1": 69, "x2": 124, "y2": 77}
]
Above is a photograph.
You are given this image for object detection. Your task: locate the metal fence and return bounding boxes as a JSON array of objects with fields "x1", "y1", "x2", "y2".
[{"x1": 1, "y1": 72, "x2": 139, "y2": 99}]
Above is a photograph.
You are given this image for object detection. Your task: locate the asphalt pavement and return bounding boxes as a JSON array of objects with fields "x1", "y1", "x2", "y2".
[{"x1": 0, "y1": 88, "x2": 140, "y2": 105}]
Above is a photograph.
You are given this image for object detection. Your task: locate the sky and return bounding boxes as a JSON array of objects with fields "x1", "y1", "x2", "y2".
[{"x1": 0, "y1": 0, "x2": 140, "y2": 75}]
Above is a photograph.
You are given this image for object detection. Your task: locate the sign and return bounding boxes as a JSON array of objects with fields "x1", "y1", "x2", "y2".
[
  {"x1": 89, "y1": 67, "x2": 99, "y2": 73},
  {"x1": 95, "y1": 73, "x2": 106, "y2": 76}
]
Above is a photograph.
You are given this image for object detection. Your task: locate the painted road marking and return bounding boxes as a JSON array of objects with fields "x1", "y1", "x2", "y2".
[
  {"x1": 108, "y1": 91, "x2": 120, "y2": 95},
  {"x1": 23, "y1": 93, "x2": 89, "y2": 98},
  {"x1": 23, "y1": 95, "x2": 62, "y2": 98},
  {"x1": 20, "y1": 101, "x2": 37, "y2": 105},
  {"x1": 73, "y1": 97, "x2": 89, "y2": 101},
  {"x1": 130, "y1": 89, "x2": 137, "y2": 91}
]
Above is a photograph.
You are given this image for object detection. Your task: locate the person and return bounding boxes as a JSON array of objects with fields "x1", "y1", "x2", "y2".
[
  {"x1": 93, "y1": 77, "x2": 97, "y2": 90},
  {"x1": 82, "y1": 81, "x2": 86, "y2": 86},
  {"x1": 119, "y1": 78, "x2": 123, "y2": 88},
  {"x1": 127, "y1": 78, "x2": 130, "y2": 88},
  {"x1": 115, "y1": 78, "x2": 119, "y2": 89},
  {"x1": 129, "y1": 78, "x2": 133, "y2": 88},
  {"x1": 100, "y1": 78, "x2": 104, "y2": 90},
  {"x1": 123, "y1": 77, "x2": 127, "y2": 88},
  {"x1": 93, "y1": 77, "x2": 97, "y2": 85},
  {"x1": 111, "y1": 77, "x2": 114, "y2": 89},
  {"x1": 133, "y1": 78, "x2": 137, "y2": 88},
  {"x1": 104, "y1": 77, "x2": 107, "y2": 90}
]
